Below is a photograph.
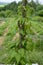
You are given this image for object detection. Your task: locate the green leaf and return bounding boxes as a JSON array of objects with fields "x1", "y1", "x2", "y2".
[{"x1": 18, "y1": 49, "x2": 25, "y2": 57}]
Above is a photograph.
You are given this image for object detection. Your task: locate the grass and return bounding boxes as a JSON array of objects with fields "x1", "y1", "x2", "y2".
[
  {"x1": 0, "y1": 5, "x2": 5, "y2": 7},
  {"x1": 0, "y1": 16, "x2": 43, "y2": 64},
  {"x1": 0, "y1": 19, "x2": 9, "y2": 36}
]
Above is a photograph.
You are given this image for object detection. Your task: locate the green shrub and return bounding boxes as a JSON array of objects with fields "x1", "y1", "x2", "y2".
[
  {"x1": 36, "y1": 5, "x2": 43, "y2": 11},
  {"x1": 32, "y1": 16, "x2": 43, "y2": 22},
  {"x1": 26, "y1": 51, "x2": 43, "y2": 65},
  {"x1": 0, "y1": 10, "x2": 15, "y2": 17},
  {"x1": 0, "y1": 11, "x2": 5, "y2": 17},
  {"x1": 37, "y1": 10, "x2": 43, "y2": 17}
]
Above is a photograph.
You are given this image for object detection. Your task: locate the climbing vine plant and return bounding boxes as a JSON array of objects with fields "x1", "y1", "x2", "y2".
[{"x1": 18, "y1": 0, "x2": 28, "y2": 49}]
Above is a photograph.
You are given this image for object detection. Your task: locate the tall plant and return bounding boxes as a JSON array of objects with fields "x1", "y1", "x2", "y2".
[{"x1": 18, "y1": 0, "x2": 28, "y2": 48}]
